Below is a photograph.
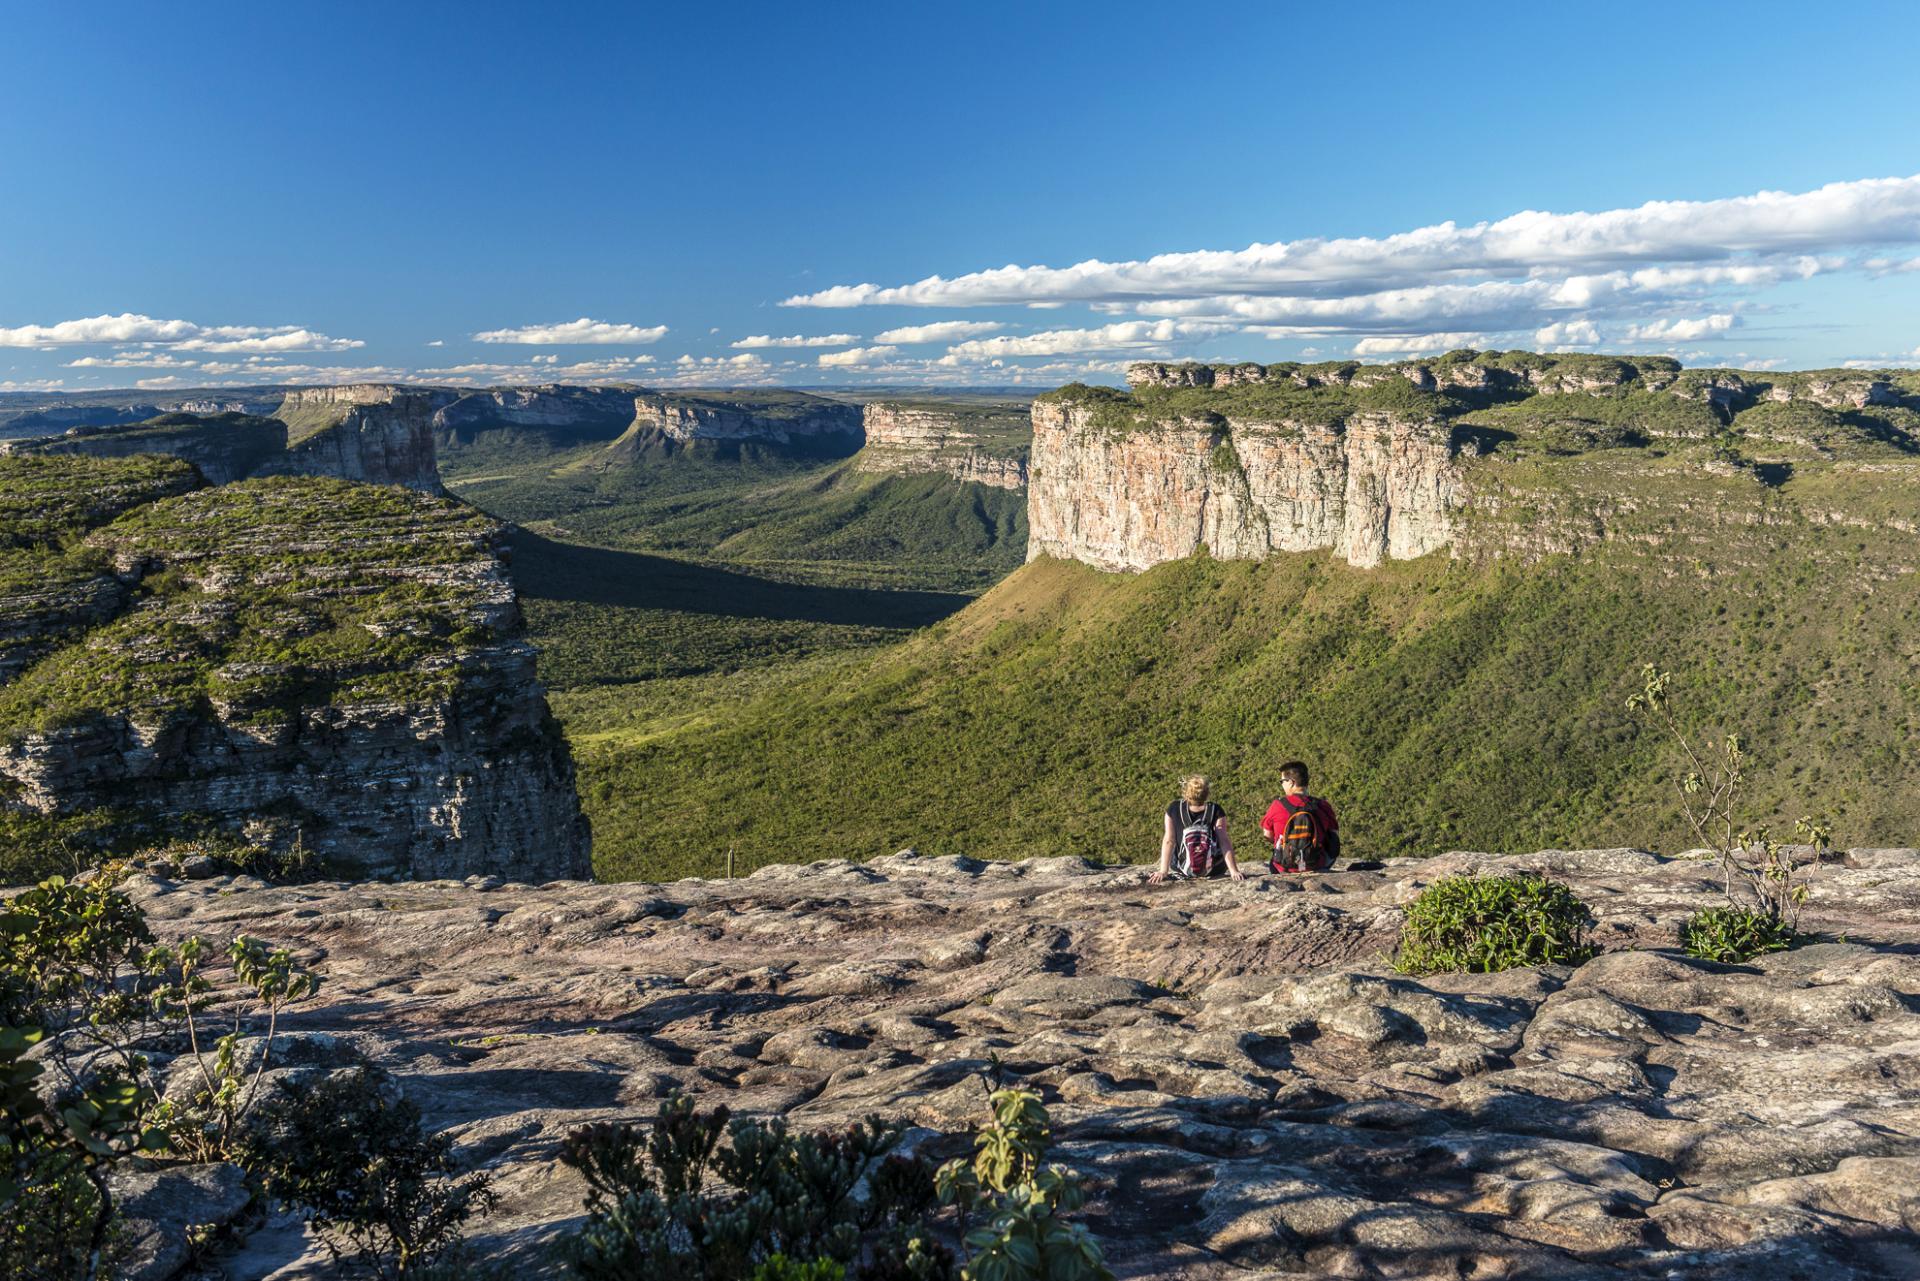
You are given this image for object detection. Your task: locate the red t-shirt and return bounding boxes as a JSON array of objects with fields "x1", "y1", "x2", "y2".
[{"x1": 1261, "y1": 794, "x2": 1337, "y2": 845}]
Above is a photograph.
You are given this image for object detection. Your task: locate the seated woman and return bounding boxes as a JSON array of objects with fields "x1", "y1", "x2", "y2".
[{"x1": 1148, "y1": 774, "x2": 1247, "y2": 883}]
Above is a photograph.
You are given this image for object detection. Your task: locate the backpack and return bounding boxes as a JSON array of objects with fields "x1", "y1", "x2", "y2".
[
  {"x1": 1272, "y1": 794, "x2": 1333, "y2": 873},
  {"x1": 1175, "y1": 804, "x2": 1217, "y2": 879}
]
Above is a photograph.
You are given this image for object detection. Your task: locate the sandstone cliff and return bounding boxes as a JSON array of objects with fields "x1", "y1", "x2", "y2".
[
  {"x1": 268, "y1": 385, "x2": 445, "y2": 491},
  {"x1": 1028, "y1": 398, "x2": 1467, "y2": 570},
  {"x1": 0, "y1": 461, "x2": 589, "y2": 881},
  {"x1": 114, "y1": 845, "x2": 1920, "y2": 1278},
  {"x1": 1032, "y1": 354, "x2": 1920, "y2": 573},
  {"x1": 605, "y1": 390, "x2": 863, "y2": 458},
  {"x1": 855, "y1": 401, "x2": 1030, "y2": 490},
  {"x1": 431, "y1": 384, "x2": 636, "y2": 445}
]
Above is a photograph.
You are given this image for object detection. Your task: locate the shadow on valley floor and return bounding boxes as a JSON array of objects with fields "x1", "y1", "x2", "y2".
[{"x1": 507, "y1": 528, "x2": 975, "y2": 631}]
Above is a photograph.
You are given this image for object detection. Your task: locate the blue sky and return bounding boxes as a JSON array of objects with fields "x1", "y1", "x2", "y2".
[{"x1": 3, "y1": 1, "x2": 1918, "y2": 391}]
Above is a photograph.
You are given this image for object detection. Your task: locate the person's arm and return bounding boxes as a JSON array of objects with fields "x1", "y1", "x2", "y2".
[
  {"x1": 1217, "y1": 816, "x2": 1246, "y2": 881},
  {"x1": 1148, "y1": 812, "x2": 1175, "y2": 883}
]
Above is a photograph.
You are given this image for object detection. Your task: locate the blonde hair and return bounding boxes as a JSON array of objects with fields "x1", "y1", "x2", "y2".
[{"x1": 1181, "y1": 774, "x2": 1210, "y2": 805}]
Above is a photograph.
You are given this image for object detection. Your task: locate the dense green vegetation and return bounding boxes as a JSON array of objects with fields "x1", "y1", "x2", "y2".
[
  {"x1": 573, "y1": 514, "x2": 1920, "y2": 880},
  {"x1": 448, "y1": 439, "x2": 1027, "y2": 594}
]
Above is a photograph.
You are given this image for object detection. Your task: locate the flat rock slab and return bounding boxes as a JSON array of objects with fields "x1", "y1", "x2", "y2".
[{"x1": 132, "y1": 847, "x2": 1920, "y2": 1279}]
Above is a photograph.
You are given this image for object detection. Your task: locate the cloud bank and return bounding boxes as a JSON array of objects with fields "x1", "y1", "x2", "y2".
[{"x1": 472, "y1": 318, "x2": 669, "y2": 345}]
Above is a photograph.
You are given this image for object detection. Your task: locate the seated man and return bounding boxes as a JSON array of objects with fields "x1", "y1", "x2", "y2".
[{"x1": 1261, "y1": 760, "x2": 1340, "y2": 872}]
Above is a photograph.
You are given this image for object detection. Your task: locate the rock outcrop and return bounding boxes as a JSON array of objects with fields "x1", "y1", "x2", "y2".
[
  {"x1": 610, "y1": 390, "x2": 863, "y2": 455},
  {"x1": 1033, "y1": 355, "x2": 1920, "y2": 573},
  {"x1": 856, "y1": 401, "x2": 1030, "y2": 490},
  {"x1": 0, "y1": 464, "x2": 589, "y2": 881},
  {"x1": 430, "y1": 385, "x2": 637, "y2": 445},
  {"x1": 1, "y1": 413, "x2": 289, "y2": 484},
  {"x1": 119, "y1": 846, "x2": 1920, "y2": 1278},
  {"x1": 1028, "y1": 399, "x2": 1467, "y2": 570},
  {"x1": 268, "y1": 386, "x2": 445, "y2": 491}
]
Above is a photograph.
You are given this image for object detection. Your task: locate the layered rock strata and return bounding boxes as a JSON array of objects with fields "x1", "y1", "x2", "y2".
[
  {"x1": 1125, "y1": 356, "x2": 1906, "y2": 411},
  {"x1": 613, "y1": 391, "x2": 863, "y2": 451},
  {"x1": 856, "y1": 402, "x2": 1030, "y2": 489},
  {"x1": 0, "y1": 469, "x2": 589, "y2": 881},
  {"x1": 430, "y1": 384, "x2": 636, "y2": 444},
  {"x1": 118, "y1": 846, "x2": 1920, "y2": 1278},
  {"x1": 1028, "y1": 400, "x2": 1466, "y2": 570}
]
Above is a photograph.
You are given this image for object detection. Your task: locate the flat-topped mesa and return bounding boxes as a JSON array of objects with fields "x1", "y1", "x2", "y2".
[
  {"x1": 429, "y1": 384, "x2": 637, "y2": 444},
  {"x1": 0, "y1": 413, "x2": 289, "y2": 485},
  {"x1": 0, "y1": 463, "x2": 591, "y2": 881},
  {"x1": 854, "y1": 401, "x2": 1030, "y2": 490},
  {"x1": 1033, "y1": 353, "x2": 1920, "y2": 573},
  {"x1": 1029, "y1": 395, "x2": 1464, "y2": 571},
  {"x1": 267, "y1": 386, "x2": 446, "y2": 491},
  {"x1": 603, "y1": 390, "x2": 864, "y2": 458}
]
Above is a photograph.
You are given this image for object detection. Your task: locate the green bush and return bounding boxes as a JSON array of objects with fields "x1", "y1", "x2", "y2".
[
  {"x1": 750, "y1": 1259, "x2": 846, "y2": 1281},
  {"x1": 1679, "y1": 904, "x2": 1797, "y2": 963},
  {"x1": 1392, "y1": 874, "x2": 1596, "y2": 975},
  {"x1": 0, "y1": 876, "x2": 318, "y2": 1278},
  {"x1": 935, "y1": 1087, "x2": 1112, "y2": 1281},
  {"x1": 247, "y1": 1065, "x2": 495, "y2": 1279},
  {"x1": 558, "y1": 1094, "x2": 950, "y2": 1281}
]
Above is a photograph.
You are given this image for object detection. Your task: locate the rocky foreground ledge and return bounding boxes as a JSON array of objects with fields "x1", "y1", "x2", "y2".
[{"x1": 125, "y1": 848, "x2": 1920, "y2": 1279}]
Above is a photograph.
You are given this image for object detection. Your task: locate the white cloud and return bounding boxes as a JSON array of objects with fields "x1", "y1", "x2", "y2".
[
  {"x1": 66, "y1": 351, "x2": 201, "y2": 369},
  {"x1": 786, "y1": 174, "x2": 1920, "y2": 308},
  {"x1": 472, "y1": 318, "x2": 669, "y2": 345},
  {"x1": 817, "y1": 345, "x2": 899, "y2": 368},
  {"x1": 0, "y1": 312, "x2": 361, "y2": 352},
  {"x1": 943, "y1": 320, "x2": 1235, "y2": 361},
  {"x1": 1623, "y1": 314, "x2": 1738, "y2": 341},
  {"x1": 872, "y1": 320, "x2": 1004, "y2": 344},
  {"x1": 1350, "y1": 333, "x2": 1488, "y2": 357},
  {"x1": 425, "y1": 339, "x2": 444, "y2": 347},
  {"x1": 1533, "y1": 319, "x2": 1602, "y2": 347},
  {"x1": 731, "y1": 333, "x2": 860, "y2": 349}
]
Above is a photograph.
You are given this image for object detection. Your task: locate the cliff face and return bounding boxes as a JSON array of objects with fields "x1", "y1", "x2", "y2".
[
  {"x1": 611, "y1": 391, "x2": 863, "y2": 455},
  {"x1": 1033, "y1": 355, "x2": 1920, "y2": 574},
  {"x1": 431, "y1": 385, "x2": 636, "y2": 444},
  {"x1": 1028, "y1": 401, "x2": 1465, "y2": 570},
  {"x1": 855, "y1": 402, "x2": 1030, "y2": 490},
  {"x1": 264, "y1": 389, "x2": 444, "y2": 491},
  {"x1": 0, "y1": 462, "x2": 589, "y2": 882}
]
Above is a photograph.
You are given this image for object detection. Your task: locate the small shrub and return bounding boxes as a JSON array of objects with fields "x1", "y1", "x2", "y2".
[
  {"x1": 246, "y1": 1066, "x2": 495, "y2": 1279},
  {"x1": 1680, "y1": 904, "x2": 1796, "y2": 963},
  {"x1": 560, "y1": 1093, "x2": 950, "y2": 1281},
  {"x1": 1392, "y1": 874, "x2": 1596, "y2": 975},
  {"x1": 750, "y1": 1259, "x2": 846, "y2": 1281},
  {"x1": 935, "y1": 1087, "x2": 1112, "y2": 1281},
  {"x1": 1626, "y1": 663, "x2": 1832, "y2": 945}
]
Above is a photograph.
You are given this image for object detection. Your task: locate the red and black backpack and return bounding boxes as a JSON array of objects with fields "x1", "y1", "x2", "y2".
[{"x1": 1271, "y1": 795, "x2": 1333, "y2": 873}]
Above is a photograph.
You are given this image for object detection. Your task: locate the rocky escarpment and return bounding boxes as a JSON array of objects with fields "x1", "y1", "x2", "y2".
[
  {"x1": 604, "y1": 390, "x2": 864, "y2": 458},
  {"x1": 430, "y1": 384, "x2": 637, "y2": 445},
  {"x1": 120, "y1": 846, "x2": 1920, "y2": 1278},
  {"x1": 0, "y1": 462, "x2": 589, "y2": 881},
  {"x1": 1029, "y1": 397, "x2": 1468, "y2": 570},
  {"x1": 1125, "y1": 354, "x2": 1907, "y2": 413},
  {"x1": 1032, "y1": 354, "x2": 1920, "y2": 573},
  {"x1": 856, "y1": 401, "x2": 1030, "y2": 490},
  {"x1": 268, "y1": 386, "x2": 444, "y2": 491},
  {"x1": 1, "y1": 413, "x2": 289, "y2": 484}
]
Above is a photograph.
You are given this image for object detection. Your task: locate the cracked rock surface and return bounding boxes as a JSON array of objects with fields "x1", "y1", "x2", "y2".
[{"x1": 129, "y1": 846, "x2": 1920, "y2": 1279}]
